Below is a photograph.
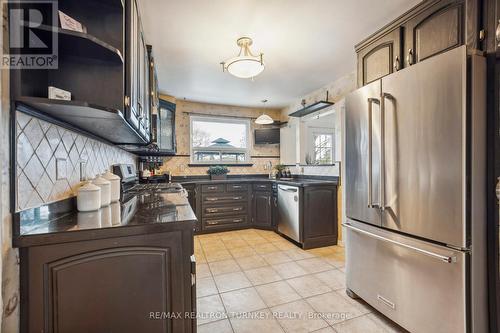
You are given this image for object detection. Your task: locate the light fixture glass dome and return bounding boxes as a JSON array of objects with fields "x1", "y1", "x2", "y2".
[
  {"x1": 221, "y1": 37, "x2": 264, "y2": 79},
  {"x1": 226, "y1": 56, "x2": 265, "y2": 79},
  {"x1": 255, "y1": 114, "x2": 274, "y2": 124}
]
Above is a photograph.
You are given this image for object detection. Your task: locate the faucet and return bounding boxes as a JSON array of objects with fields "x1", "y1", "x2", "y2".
[{"x1": 267, "y1": 161, "x2": 273, "y2": 179}]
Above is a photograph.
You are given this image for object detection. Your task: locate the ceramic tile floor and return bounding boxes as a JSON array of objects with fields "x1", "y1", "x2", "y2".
[{"x1": 195, "y1": 229, "x2": 407, "y2": 333}]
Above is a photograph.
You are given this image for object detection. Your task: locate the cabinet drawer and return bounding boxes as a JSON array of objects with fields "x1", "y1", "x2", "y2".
[
  {"x1": 226, "y1": 183, "x2": 248, "y2": 192},
  {"x1": 202, "y1": 194, "x2": 247, "y2": 205},
  {"x1": 253, "y1": 183, "x2": 271, "y2": 191},
  {"x1": 345, "y1": 220, "x2": 466, "y2": 333},
  {"x1": 204, "y1": 215, "x2": 247, "y2": 229},
  {"x1": 202, "y1": 204, "x2": 247, "y2": 217},
  {"x1": 201, "y1": 184, "x2": 225, "y2": 193}
]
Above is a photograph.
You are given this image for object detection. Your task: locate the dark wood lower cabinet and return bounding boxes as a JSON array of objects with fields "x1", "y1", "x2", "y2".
[
  {"x1": 252, "y1": 191, "x2": 273, "y2": 228},
  {"x1": 20, "y1": 230, "x2": 195, "y2": 333},
  {"x1": 302, "y1": 185, "x2": 338, "y2": 249},
  {"x1": 185, "y1": 184, "x2": 201, "y2": 231}
]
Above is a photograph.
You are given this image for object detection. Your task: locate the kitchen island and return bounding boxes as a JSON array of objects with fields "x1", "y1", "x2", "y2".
[{"x1": 14, "y1": 188, "x2": 197, "y2": 333}]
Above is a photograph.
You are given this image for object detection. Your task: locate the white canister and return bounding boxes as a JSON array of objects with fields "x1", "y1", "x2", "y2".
[
  {"x1": 103, "y1": 171, "x2": 121, "y2": 202},
  {"x1": 93, "y1": 175, "x2": 111, "y2": 207},
  {"x1": 76, "y1": 182, "x2": 101, "y2": 212}
]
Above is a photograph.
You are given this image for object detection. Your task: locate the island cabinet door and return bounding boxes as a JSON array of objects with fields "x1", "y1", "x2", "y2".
[
  {"x1": 302, "y1": 186, "x2": 338, "y2": 249},
  {"x1": 21, "y1": 231, "x2": 194, "y2": 333}
]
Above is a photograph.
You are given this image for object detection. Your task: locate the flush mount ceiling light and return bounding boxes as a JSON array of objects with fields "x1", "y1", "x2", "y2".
[
  {"x1": 255, "y1": 99, "x2": 274, "y2": 125},
  {"x1": 221, "y1": 37, "x2": 264, "y2": 79}
]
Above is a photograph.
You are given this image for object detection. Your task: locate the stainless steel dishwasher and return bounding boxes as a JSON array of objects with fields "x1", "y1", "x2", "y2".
[{"x1": 277, "y1": 184, "x2": 300, "y2": 242}]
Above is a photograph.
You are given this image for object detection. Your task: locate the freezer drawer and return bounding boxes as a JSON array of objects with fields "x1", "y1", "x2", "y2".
[{"x1": 345, "y1": 220, "x2": 466, "y2": 333}]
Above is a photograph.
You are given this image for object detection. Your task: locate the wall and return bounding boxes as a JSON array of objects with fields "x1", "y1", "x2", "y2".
[
  {"x1": 280, "y1": 71, "x2": 356, "y2": 244},
  {"x1": 15, "y1": 112, "x2": 136, "y2": 212},
  {"x1": 160, "y1": 99, "x2": 282, "y2": 176},
  {"x1": 280, "y1": 71, "x2": 355, "y2": 177},
  {"x1": 1, "y1": 15, "x2": 18, "y2": 330}
]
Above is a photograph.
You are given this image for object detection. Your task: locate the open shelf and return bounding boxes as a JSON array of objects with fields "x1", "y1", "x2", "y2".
[
  {"x1": 17, "y1": 97, "x2": 147, "y2": 145},
  {"x1": 31, "y1": 25, "x2": 123, "y2": 63},
  {"x1": 288, "y1": 101, "x2": 334, "y2": 118}
]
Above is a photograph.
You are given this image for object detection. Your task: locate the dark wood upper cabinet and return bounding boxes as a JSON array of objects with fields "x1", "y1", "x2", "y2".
[
  {"x1": 252, "y1": 191, "x2": 272, "y2": 228},
  {"x1": 404, "y1": 0, "x2": 464, "y2": 66},
  {"x1": 357, "y1": 27, "x2": 402, "y2": 87},
  {"x1": 355, "y1": 0, "x2": 480, "y2": 87},
  {"x1": 125, "y1": 0, "x2": 150, "y2": 142},
  {"x1": 125, "y1": 0, "x2": 140, "y2": 131}
]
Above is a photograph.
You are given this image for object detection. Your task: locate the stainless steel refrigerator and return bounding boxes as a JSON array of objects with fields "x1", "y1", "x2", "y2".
[{"x1": 344, "y1": 46, "x2": 488, "y2": 333}]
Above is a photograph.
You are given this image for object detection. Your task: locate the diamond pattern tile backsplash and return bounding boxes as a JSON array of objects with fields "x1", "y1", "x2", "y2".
[{"x1": 15, "y1": 111, "x2": 136, "y2": 212}]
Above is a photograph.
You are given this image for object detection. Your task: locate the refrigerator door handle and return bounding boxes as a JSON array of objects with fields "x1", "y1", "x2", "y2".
[
  {"x1": 380, "y1": 93, "x2": 392, "y2": 211},
  {"x1": 367, "y1": 97, "x2": 380, "y2": 208},
  {"x1": 343, "y1": 223, "x2": 456, "y2": 263}
]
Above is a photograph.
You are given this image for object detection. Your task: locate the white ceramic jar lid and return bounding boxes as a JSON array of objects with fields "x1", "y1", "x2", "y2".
[
  {"x1": 103, "y1": 171, "x2": 120, "y2": 181},
  {"x1": 78, "y1": 181, "x2": 101, "y2": 192},
  {"x1": 93, "y1": 175, "x2": 111, "y2": 186}
]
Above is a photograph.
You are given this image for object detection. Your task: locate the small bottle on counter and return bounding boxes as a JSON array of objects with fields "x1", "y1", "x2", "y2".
[{"x1": 93, "y1": 175, "x2": 111, "y2": 207}]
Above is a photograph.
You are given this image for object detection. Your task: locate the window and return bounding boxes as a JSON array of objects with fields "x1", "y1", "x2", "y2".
[
  {"x1": 190, "y1": 116, "x2": 250, "y2": 164},
  {"x1": 312, "y1": 132, "x2": 334, "y2": 164}
]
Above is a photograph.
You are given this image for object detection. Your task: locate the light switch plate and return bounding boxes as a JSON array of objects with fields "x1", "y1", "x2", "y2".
[{"x1": 56, "y1": 158, "x2": 67, "y2": 180}]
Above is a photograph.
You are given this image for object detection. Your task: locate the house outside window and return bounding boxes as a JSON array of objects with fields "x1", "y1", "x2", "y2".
[{"x1": 190, "y1": 116, "x2": 250, "y2": 164}]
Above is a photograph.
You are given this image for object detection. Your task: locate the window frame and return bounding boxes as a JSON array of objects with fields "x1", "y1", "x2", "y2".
[
  {"x1": 189, "y1": 115, "x2": 251, "y2": 165},
  {"x1": 308, "y1": 128, "x2": 334, "y2": 165}
]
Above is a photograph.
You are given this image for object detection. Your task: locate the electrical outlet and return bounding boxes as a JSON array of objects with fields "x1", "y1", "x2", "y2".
[{"x1": 55, "y1": 158, "x2": 67, "y2": 180}]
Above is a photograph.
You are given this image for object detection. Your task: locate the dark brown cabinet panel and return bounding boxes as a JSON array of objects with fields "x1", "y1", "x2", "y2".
[
  {"x1": 252, "y1": 192, "x2": 272, "y2": 228},
  {"x1": 21, "y1": 231, "x2": 195, "y2": 333},
  {"x1": 201, "y1": 184, "x2": 225, "y2": 193},
  {"x1": 227, "y1": 183, "x2": 248, "y2": 192},
  {"x1": 204, "y1": 215, "x2": 248, "y2": 230},
  {"x1": 202, "y1": 204, "x2": 248, "y2": 217},
  {"x1": 302, "y1": 186, "x2": 338, "y2": 249},
  {"x1": 355, "y1": 0, "x2": 478, "y2": 88},
  {"x1": 404, "y1": 0, "x2": 464, "y2": 66},
  {"x1": 200, "y1": 182, "x2": 251, "y2": 231},
  {"x1": 185, "y1": 184, "x2": 200, "y2": 231},
  {"x1": 357, "y1": 28, "x2": 402, "y2": 86}
]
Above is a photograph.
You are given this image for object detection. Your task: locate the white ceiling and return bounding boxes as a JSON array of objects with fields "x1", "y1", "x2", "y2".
[{"x1": 139, "y1": 0, "x2": 420, "y2": 108}]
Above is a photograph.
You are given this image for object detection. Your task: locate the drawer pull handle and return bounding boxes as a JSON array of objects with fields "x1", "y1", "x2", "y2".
[
  {"x1": 207, "y1": 208, "x2": 219, "y2": 213},
  {"x1": 233, "y1": 207, "x2": 242, "y2": 211},
  {"x1": 343, "y1": 223, "x2": 455, "y2": 263},
  {"x1": 232, "y1": 196, "x2": 242, "y2": 200},
  {"x1": 207, "y1": 221, "x2": 219, "y2": 225},
  {"x1": 206, "y1": 198, "x2": 218, "y2": 201},
  {"x1": 207, "y1": 186, "x2": 217, "y2": 190},
  {"x1": 233, "y1": 219, "x2": 243, "y2": 223},
  {"x1": 233, "y1": 185, "x2": 242, "y2": 188}
]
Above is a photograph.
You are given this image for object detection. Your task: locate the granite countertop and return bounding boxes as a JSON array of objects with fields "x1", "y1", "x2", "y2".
[
  {"x1": 14, "y1": 189, "x2": 196, "y2": 248},
  {"x1": 176, "y1": 175, "x2": 339, "y2": 187}
]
